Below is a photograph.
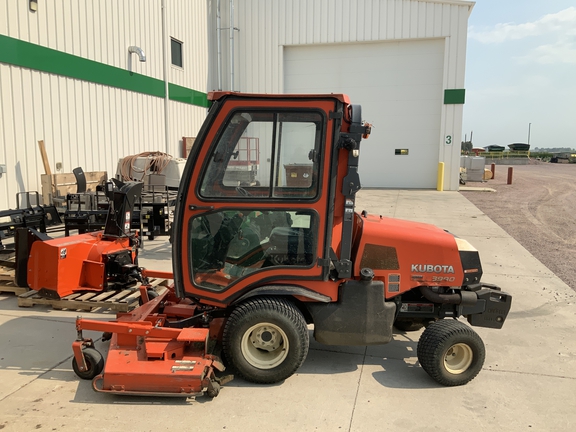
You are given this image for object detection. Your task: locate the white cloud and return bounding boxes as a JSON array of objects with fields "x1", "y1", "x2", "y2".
[
  {"x1": 516, "y1": 40, "x2": 576, "y2": 65},
  {"x1": 469, "y1": 7, "x2": 576, "y2": 44}
]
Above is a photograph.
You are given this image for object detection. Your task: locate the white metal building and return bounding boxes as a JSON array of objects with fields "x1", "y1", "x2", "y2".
[
  {"x1": 0, "y1": 0, "x2": 473, "y2": 210},
  {"x1": 208, "y1": 0, "x2": 473, "y2": 191},
  {"x1": 0, "y1": 0, "x2": 209, "y2": 210}
]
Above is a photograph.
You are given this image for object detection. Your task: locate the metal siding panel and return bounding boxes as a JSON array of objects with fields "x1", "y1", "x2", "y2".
[
  {"x1": 386, "y1": 0, "x2": 396, "y2": 39},
  {"x1": 271, "y1": 0, "x2": 280, "y2": 92},
  {"x1": 432, "y1": 2, "x2": 443, "y2": 37},
  {"x1": 123, "y1": 90, "x2": 133, "y2": 158},
  {"x1": 442, "y1": 3, "x2": 451, "y2": 35},
  {"x1": 417, "y1": 1, "x2": 426, "y2": 38},
  {"x1": 370, "y1": 0, "x2": 380, "y2": 40},
  {"x1": 71, "y1": 2, "x2": 82, "y2": 55},
  {"x1": 62, "y1": 0, "x2": 73, "y2": 52},
  {"x1": 60, "y1": 78, "x2": 72, "y2": 171},
  {"x1": 327, "y1": 0, "x2": 336, "y2": 43},
  {"x1": 48, "y1": 75, "x2": 61, "y2": 173},
  {"x1": 334, "y1": 0, "x2": 343, "y2": 43},
  {"x1": 410, "y1": 0, "x2": 420, "y2": 38},
  {"x1": 40, "y1": 73, "x2": 53, "y2": 174},
  {"x1": 92, "y1": 2, "x2": 102, "y2": 63},
  {"x1": 79, "y1": 81, "x2": 91, "y2": 170},
  {"x1": 28, "y1": 2, "x2": 39, "y2": 44},
  {"x1": 16, "y1": 0, "x2": 28, "y2": 41},
  {"x1": 0, "y1": 64, "x2": 15, "y2": 208},
  {"x1": 0, "y1": 1, "x2": 7, "y2": 35},
  {"x1": 100, "y1": 85, "x2": 111, "y2": 172},
  {"x1": 280, "y1": 0, "x2": 289, "y2": 45},
  {"x1": 2, "y1": 1, "x2": 208, "y2": 203},
  {"x1": 312, "y1": 0, "x2": 321, "y2": 43},
  {"x1": 12, "y1": 70, "x2": 32, "y2": 192},
  {"x1": 454, "y1": 5, "x2": 469, "y2": 87},
  {"x1": 297, "y1": 0, "x2": 305, "y2": 45},
  {"x1": 108, "y1": 0, "x2": 119, "y2": 68},
  {"x1": 349, "y1": 0, "x2": 357, "y2": 42},
  {"x1": 357, "y1": 0, "x2": 365, "y2": 41},
  {"x1": 73, "y1": 80, "x2": 86, "y2": 168},
  {"x1": 54, "y1": 0, "x2": 66, "y2": 52},
  {"x1": 265, "y1": 0, "x2": 273, "y2": 92},
  {"x1": 378, "y1": 0, "x2": 387, "y2": 40},
  {"x1": 319, "y1": 0, "x2": 328, "y2": 43},
  {"x1": 425, "y1": 2, "x2": 435, "y2": 38},
  {"x1": 402, "y1": 0, "x2": 411, "y2": 39},
  {"x1": 5, "y1": 1, "x2": 18, "y2": 37},
  {"x1": 94, "y1": 84, "x2": 105, "y2": 170}
]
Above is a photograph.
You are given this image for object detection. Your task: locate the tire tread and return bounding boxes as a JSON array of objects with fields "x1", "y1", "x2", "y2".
[
  {"x1": 417, "y1": 319, "x2": 485, "y2": 386},
  {"x1": 223, "y1": 296, "x2": 309, "y2": 384}
]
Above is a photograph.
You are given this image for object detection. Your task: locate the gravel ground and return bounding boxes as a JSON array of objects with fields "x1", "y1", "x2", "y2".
[{"x1": 460, "y1": 162, "x2": 576, "y2": 291}]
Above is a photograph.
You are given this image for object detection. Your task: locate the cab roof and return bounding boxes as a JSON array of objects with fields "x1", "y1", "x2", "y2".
[{"x1": 208, "y1": 91, "x2": 351, "y2": 104}]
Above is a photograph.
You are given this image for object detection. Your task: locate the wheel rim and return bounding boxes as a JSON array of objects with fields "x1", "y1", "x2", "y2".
[
  {"x1": 443, "y1": 343, "x2": 473, "y2": 374},
  {"x1": 240, "y1": 322, "x2": 289, "y2": 369}
]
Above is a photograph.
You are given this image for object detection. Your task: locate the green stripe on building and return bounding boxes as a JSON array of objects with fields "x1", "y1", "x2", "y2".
[
  {"x1": 444, "y1": 89, "x2": 466, "y2": 104},
  {"x1": 0, "y1": 34, "x2": 208, "y2": 108},
  {"x1": 169, "y1": 83, "x2": 210, "y2": 107}
]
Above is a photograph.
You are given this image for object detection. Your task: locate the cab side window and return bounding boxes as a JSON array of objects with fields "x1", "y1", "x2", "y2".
[
  {"x1": 189, "y1": 210, "x2": 317, "y2": 291},
  {"x1": 200, "y1": 111, "x2": 323, "y2": 199}
]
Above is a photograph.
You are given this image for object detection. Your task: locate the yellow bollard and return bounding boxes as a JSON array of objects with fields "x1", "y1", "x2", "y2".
[{"x1": 437, "y1": 162, "x2": 444, "y2": 191}]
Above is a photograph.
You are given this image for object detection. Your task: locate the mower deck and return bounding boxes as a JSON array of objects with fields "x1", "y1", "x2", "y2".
[{"x1": 73, "y1": 282, "x2": 228, "y2": 398}]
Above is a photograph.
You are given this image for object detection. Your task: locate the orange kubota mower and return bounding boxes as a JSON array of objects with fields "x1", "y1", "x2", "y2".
[{"x1": 65, "y1": 92, "x2": 511, "y2": 398}]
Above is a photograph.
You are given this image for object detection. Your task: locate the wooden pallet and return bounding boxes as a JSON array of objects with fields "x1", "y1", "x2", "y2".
[
  {"x1": 17, "y1": 278, "x2": 170, "y2": 312},
  {"x1": 0, "y1": 267, "x2": 29, "y2": 295}
]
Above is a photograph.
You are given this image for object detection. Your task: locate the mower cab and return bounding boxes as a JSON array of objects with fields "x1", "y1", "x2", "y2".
[{"x1": 71, "y1": 92, "x2": 511, "y2": 397}]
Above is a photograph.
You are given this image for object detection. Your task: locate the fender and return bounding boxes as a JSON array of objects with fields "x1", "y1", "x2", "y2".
[{"x1": 234, "y1": 285, "x2": 332, "y2": 304}]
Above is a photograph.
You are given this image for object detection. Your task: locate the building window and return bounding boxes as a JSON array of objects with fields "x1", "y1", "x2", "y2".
[
  {"x1": 395, "y1": 149, "x2": 409, "y2": 155},
  {"x1": 171, "y1": 38, "x2": 183, "y2": 68}
]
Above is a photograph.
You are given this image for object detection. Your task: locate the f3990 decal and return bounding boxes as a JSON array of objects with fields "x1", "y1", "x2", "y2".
[{"x1": 432, "y1": 276, "x2": 456, "y2": 282}]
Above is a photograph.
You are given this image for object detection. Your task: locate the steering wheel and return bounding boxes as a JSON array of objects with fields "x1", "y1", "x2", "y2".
[{"x1": 236, "y1": 186, "x2": 251, "y2": 197}]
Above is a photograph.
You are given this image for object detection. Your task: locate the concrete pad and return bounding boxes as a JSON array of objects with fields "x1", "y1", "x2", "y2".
[
  {"x1": 0, "y1": 312, "x2": 103, "y2": 401},
  {"x1": 459, "y1": 186, "x2": 497, "y2": 192},
  {"x1": 353, "y1": 361, "x2": 576, "y2": 431},
  {"x1": 1, "y1": 188, "x2": 576, "y2": 432},
  {"x1": 0, "y1": 341, "x2": 363, "y2": 432}
]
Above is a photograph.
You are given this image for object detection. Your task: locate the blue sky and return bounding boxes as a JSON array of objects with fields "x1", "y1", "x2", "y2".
[{"x1": 462, "y1": 0, "x2": 576, "y2": 149}]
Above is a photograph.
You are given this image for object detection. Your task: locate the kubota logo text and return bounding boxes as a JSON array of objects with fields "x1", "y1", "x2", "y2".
[{"x1": 411, "y1": 264, "x2": 455, "y2": 273}]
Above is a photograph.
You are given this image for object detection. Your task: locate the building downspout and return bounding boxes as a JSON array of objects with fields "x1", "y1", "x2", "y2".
[
  {"x1": 217, "y1": 0, "x2": 223, "y2": 90},
  {"x1": 161, "y1": 0, "x2": 170, "y2": 154},
  {"x1": 229, "y1": 0, "x2": 235, "y2": 91}
]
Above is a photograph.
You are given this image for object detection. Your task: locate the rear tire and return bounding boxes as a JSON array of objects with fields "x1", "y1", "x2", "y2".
[
  {"x1": 417, "y1": 320, "x2": 485, "y2": 386},
  {"x1": 222, "y1": 297, "x2": 309, "y2": 384}
]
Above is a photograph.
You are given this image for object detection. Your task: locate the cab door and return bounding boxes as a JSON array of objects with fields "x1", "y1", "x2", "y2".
[{"x1": 173, "y1": 95, "x2": 341, "y2": 305}]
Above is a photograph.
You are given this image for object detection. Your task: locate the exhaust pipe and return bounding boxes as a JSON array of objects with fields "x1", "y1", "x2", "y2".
[{"x1": 419, "y1": 286, "x2": 477, "y2": 306}]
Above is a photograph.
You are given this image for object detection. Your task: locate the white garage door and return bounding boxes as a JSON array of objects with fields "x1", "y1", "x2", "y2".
[{"x1": 284, "y1": 39, "x2": 444, "y2": 188}]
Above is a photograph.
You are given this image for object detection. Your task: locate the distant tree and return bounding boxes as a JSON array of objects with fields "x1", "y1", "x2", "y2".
[{"x1": 461, "y1": 141, "x2": 473, "y2": 152}]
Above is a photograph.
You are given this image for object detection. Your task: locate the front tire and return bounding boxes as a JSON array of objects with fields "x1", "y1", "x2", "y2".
[
  {"x1": 417, "y1": 320, "x2": 485, "y2": 386},
  {"x1": 222, "y1": 297, "x2": 309, "y2": 384}
]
